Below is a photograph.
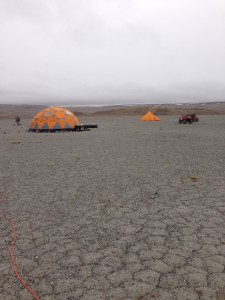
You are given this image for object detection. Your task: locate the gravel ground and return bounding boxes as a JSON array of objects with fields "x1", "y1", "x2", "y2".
[{"x1": 0, "y1": 115, "x2": 225, "y2": 300}]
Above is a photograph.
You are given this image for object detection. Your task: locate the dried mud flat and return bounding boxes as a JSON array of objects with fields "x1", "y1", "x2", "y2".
[{"x1": 0, "y1": 115, "x2": 225, "y2": 300}]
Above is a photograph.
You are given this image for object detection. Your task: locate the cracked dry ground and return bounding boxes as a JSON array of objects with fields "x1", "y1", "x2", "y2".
[{"x1": 0, "y1": 115, "x2": 225, "y2": 300}]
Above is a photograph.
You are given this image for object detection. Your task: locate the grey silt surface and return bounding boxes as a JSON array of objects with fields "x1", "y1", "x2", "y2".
[{"x1": 0, "y1": 115, "x2": 225, "y2": 299}]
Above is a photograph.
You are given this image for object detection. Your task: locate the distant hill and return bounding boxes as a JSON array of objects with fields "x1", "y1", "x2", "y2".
[
  {"x1": 1, "y1": 102, "x2": 225, "y2": 119},
  {"x1": 0, "y1": 104, "x2": 46, "y2": 119},
  {"x1": 92, "y1": 103, "x2": 225, "y2": 116}
]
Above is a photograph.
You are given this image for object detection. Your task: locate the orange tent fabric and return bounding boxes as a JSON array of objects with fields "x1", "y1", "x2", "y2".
[
  {"x1": 30, "y1": 107, "x2": 80, "y2": 131},
  {"x1": 140, "y1": 111, "x2": 160, "y2": 121}
]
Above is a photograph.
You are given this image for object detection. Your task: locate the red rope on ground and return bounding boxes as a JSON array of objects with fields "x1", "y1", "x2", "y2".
[{"x1": 0, "y1": 209, "x2": 40, "y2": 300}]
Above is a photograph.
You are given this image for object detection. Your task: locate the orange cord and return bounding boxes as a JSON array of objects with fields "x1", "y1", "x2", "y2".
[{"x1": 0, "y1": 209, "x2": 41, "y2": 300}]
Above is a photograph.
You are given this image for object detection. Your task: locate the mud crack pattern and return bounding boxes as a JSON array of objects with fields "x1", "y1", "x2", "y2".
[{"x1": 0, "y1": 116, "x2": 225, "y2": 299}]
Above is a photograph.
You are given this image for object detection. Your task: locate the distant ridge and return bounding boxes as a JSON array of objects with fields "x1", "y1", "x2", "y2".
[
  {"x1": 90, "y1": 102, "x2": 225, "y2": 116},
  {"x1": 1, "y1": 102, "x2": 225, "y2": 119}
]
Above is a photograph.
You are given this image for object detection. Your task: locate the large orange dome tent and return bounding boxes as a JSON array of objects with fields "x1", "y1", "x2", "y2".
[
  {"x1": 30, "y1": 107, "x2": 80, "y2": 132},
  {"x1": 140, "y1": 111, "x2": 160, "y2": 121}
]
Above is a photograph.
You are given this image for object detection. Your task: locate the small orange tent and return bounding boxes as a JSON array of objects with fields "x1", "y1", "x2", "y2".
[
  {"x1": 140, "y1": 111, "x2": 160, "y2": 121},
  {"x1": 30, "y1": 107, "x2": 80, "y2": 131}
]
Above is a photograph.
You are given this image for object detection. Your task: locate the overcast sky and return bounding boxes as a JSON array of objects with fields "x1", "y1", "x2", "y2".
[{"x1": 0, "y1": 0, "x2": 225, "y2": 105}]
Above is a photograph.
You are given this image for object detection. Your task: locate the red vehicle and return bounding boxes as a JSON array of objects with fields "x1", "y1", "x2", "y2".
[
  {"x1": 179, "y1": 113, "x2": 199, "y2": 124},
  {"x1": 188, "y1": 113, "x2": 199, "y2": 122},
  {"x1": 179, "y1": 115, "x2": 192, "y2": 124}
]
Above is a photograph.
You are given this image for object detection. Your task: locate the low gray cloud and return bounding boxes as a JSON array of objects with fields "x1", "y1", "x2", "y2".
[{"x1": 0, "y1": 0, "x2": 225, "y2": 105}]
